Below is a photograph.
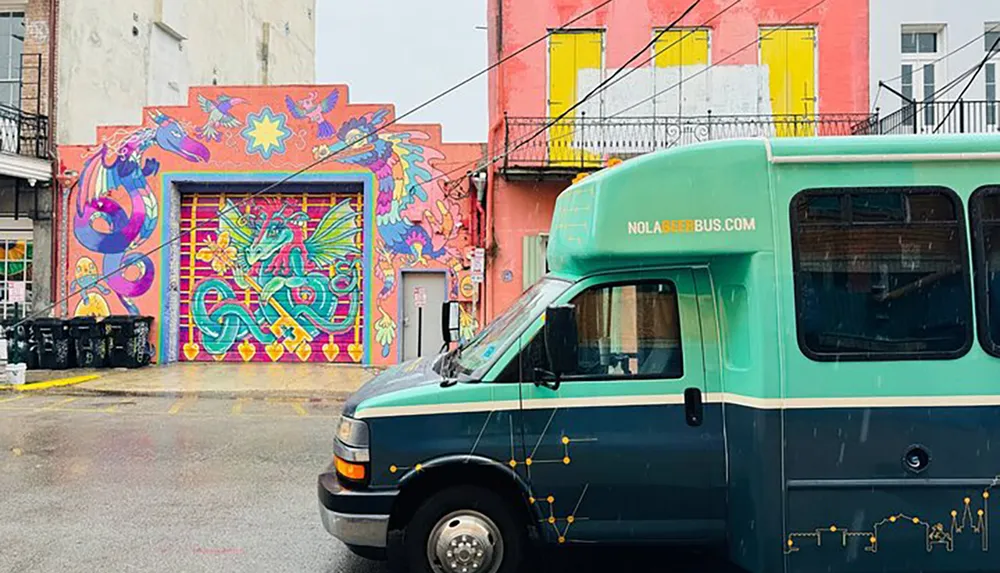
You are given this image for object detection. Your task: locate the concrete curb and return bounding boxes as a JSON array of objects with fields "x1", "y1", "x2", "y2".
[{"x1": 39, "y1": 386, "x2": 354, "y2": 401}]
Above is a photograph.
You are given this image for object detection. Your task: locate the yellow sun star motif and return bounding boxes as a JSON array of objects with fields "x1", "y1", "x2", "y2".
[{"x1": 241, "y1": 106, "x2": 291, "y2": 160}]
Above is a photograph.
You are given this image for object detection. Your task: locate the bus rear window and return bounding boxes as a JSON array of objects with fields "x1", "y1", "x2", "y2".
[
  {"x1": 970, "y1": 187, "x2": 1000, "y2": 356},
  {"x1": 791, "y1": 187, "x2": 972, "y2": 361}
]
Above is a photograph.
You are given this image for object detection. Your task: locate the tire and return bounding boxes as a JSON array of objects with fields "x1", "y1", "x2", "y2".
[
  {"x1": 395, "y1": 485, "x2": 526, "y2": 573},
  {"x1": 346, "y1": 544, "x2": 387, "y2": 561}
]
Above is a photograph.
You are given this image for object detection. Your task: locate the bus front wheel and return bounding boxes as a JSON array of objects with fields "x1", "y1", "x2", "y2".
[{"x1": 399, "y1": 485, "x2": 526, "y2": 573}]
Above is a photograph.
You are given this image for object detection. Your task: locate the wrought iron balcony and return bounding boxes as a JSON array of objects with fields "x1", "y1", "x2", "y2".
[
  {"x1": 876, "y1": 100, "x2": 1000, "y2": 135},
  {"x1": 501, "y1": 112, "x2": 878, "y2": 178},
  {"x1": 0, "y1": 103, "x2": 50, "y2": 161}
]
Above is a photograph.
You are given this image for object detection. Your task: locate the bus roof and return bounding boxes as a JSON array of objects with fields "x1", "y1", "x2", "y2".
[{"x1": 547, "y1": 134, "x2": 1000, "y2": 277}]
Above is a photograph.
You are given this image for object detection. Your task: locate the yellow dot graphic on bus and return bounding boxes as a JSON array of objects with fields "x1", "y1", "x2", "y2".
[
  {"x1": 965, "y1": 497, "x2": 972, "y2": 504},
  {"x1": 985, "y1": 492, "x2": 991, "y2": 499},
  {"x1": 509, "y1": 459, "x2": 517, "y2": 468},
  {"x1": 548, "y1": 516, "x2": 556, "y2": 524},
  {"x1": 567, "y1": 516, "x2": 575, "y2": 524},
  {"x1": 547, "y1": 496, "x2": 555, "y2": 503},
  {"x1": 529, "y1": 497, "x2": 536, "y2": 504},
  {"x1": 389, "y1": 465, "x2": 398, "y2": 473},
  {"x1": 979, "y1": 510, "x2": 985, "y2": 516},
  {"x1": 870, "y1": 537, "x2": 877, "y2": 544},
  {"x1": 562, "y1": 436, "x2": 570, "y2": 445},
  {"x1": 829, "y1": 526, "x2": 837, "y2": 533},
  {"x1": 889, "y1": 516, "x2": 897, "y2": 523},
  {"x1": 414, "y1": 464, "x2": 423, "y2": 472},
  {"x1": 525, "y1": 458, "x2": 533, "y2": 466},
  {"x1": 952, "y1": 510, "x2": 958, "y2": 517},
  {"x1": 787, "y1": 540, "x2": 794, "y2": 547},
  {"x1": 558, "y1": 536, "x2": 566, "y2": 543},
  {"x1": 912, "y1": 517, "x2": 920, "y2": 524},
  {"x1": 563, "y1": 457, "x2": 571, "y2": 465}
]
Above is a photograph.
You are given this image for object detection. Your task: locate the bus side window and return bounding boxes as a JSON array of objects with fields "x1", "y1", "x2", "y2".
[
  {"x1": 792, "y1": 187, "x2": 973, "y2": 361},
  {"x1": 970, "y1": 186, "x2": 1000, "y2": 355}
]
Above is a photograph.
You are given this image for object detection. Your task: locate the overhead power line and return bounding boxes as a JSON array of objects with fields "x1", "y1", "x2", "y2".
[{"x1": 31, "y1": 0, "x2": 617, "y2": 327}]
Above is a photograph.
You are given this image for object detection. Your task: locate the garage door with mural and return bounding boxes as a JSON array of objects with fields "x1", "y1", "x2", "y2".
[{"x1": 178, "y1": 186, "x2": 365, "y2": 363}]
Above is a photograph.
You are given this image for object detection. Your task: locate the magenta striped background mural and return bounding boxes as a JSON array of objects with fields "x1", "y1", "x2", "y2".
[{"x1": 178, "y1": 188, "x2": 365, "y2": 363}]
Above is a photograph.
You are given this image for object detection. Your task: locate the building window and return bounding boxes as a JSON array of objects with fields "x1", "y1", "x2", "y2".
[
  {"x1": 0, "y1": 12, "x2": 24, "y2": 108},
  {"x1": 986, "y1": 24, "x2": 1000, "y2": 54},
  {"x1": 900, "y1": 26, "x2": 943, "y2": 131},
  {"x1": 901, "y1": 31, "x2": 938, "y2": 54},
  {"x1": 791, "y1": 188, "x2": 972, "y2": 361},
  {"x1": 987, "y1": 24, "x2": 999, "y2": 129},
  {"x1": 522, "y1": 233, "x2": 550, "y2": 290},
  {"x1": 988, "y1": 63, "x2": 997, "y2": 128},
  {"x1": 0, "y1": 238, "x2": 31, "y2": 319},
  {"x1": 923, "y1": 63, "x2": 936, "y2": 125}
]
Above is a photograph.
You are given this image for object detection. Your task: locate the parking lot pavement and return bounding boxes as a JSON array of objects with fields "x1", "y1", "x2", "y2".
[{"x1": 0, "y1": 394, "x2": 742, "y2": 573}]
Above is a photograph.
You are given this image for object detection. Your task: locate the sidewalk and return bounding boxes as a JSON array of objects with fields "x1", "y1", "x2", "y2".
[{"x1": 13, "y1": 362, "x2": 380, "y2": 400}]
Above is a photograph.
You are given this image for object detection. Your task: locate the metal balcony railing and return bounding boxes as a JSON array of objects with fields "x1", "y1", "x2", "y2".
[
  {"x1": 877, "y1": 100, "x2": 1000, "y2": 135},
  {"x1": 0, "y1": 103, "x2": 50, "y2": 160},
  {"x1": 502, "y1": 112, "x2": 878, "y2": 173}
]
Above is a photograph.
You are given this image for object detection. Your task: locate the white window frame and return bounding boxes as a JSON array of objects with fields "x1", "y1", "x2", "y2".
[
  {"x1": 986, "y1": 24, "x2": 999, "y2": 130},
  {"x1": 900, "y1": 24, "x2": 946, "y2": 131}
]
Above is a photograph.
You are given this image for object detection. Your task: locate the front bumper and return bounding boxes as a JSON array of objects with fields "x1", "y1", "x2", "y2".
[{"x1": 317, "y1": 466, "x2": 398, "y2": 548}]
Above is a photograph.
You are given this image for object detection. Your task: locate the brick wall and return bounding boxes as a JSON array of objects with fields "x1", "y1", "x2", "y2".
[{"x1": 21, "y1": 0, "x2": 51, "y2": 117}]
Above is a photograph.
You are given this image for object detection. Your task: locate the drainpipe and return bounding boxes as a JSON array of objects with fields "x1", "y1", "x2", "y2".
[
  {"x1": 48, "y1": 0, "x2": 60, "y2": 313},
  {"x1": 484, "y1": 0, "x2": 504, "y2": 324}
]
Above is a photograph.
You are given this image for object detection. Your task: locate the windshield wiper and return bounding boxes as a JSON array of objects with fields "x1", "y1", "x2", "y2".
[{"x1": 440, "y1": 372, "x2": 478, "y2": 388}]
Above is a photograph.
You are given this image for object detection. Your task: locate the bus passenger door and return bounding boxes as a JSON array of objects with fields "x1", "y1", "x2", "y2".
[{"x1": 517, "y1": 269, "x2": 727, "y2": 544}]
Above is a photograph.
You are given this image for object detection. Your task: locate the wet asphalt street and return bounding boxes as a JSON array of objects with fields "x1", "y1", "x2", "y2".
[{"x1": 0, "y1": 393, "x2": 738, "y2": 573}]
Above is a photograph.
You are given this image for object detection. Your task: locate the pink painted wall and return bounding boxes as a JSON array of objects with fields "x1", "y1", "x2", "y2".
[
  {"x1": 485, "y1": 0, "x2": 870, "y2": 319},
  {"x1": 57, "y1": 85, "x2": 485, "y2": 366}
]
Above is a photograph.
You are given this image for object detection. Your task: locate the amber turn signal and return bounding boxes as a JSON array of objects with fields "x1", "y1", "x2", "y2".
[{"x1": 335, "y1": 456, "x2": 366, "y2": 482}]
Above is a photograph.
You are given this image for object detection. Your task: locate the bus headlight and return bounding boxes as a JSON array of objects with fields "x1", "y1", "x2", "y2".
[{"x1": 336, "y1": 415, "x2": 369, "y2": 448}]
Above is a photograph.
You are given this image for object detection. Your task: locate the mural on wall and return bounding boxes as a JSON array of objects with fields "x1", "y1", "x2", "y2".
[
  {"x1": 313, "y1": 108, "x2": 465, "y2": 357},
  {"x1": 59, "y1": 85, "x2": 481, "y2": 365},
  {"x1": 72, "y1": 110, "x2": 210, "y2": 316},
  {"x1": 179, "y1": 191, "x2": 363, "y2": 362}
]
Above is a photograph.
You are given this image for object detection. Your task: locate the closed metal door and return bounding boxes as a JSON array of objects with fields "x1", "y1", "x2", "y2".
[{"x1": 401, "y1": 272, "x2": 446, "y2": 361}]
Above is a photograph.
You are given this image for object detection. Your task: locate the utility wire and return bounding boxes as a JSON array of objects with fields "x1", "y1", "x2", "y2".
[
  {"x1": 607, "y1": 0, "x2": 830, "y2": 120},
  {"x1": 933, "y1": 31, "x2": 1000, "y2": 133},
  {"x1": 30, "y1": 0, "x2": 616, "y2": 328},
  {"x1": 406, "y1": 0, "x2": 748, "y2": 191},
  {"x1": 461, "y1": 0, "x2": 829, "y2": 181},
  {"x1": 881, "y1": 23, "x2": 1000, "y2": 85}
]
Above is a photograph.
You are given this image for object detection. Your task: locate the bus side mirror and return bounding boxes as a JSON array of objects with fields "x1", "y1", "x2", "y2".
[
  {"x1": 441, "y1": 301, "x2": 461, "y2": 345},
  {"x1": 543, "y1": 305, "x2": 578, "y2": 384}
]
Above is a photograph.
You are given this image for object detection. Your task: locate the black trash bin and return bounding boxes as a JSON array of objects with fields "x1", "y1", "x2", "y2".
[
  {"x1": 104, "y1": 316, "x2": 153, "y2": 368},
  {"x1": 33, "y1": 318, "x2": 72, "y2": 370},
  {"x1": 2, "y1": 318, "x2": 35, "y2": 368},
  {"x1": 69, "y1": 317, "x2": 108, "y2": 368}
]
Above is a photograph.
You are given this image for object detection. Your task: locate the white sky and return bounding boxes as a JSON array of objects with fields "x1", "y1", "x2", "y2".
[{"x1": 315, "y1": 0, "x2": 488, "y2": 143}]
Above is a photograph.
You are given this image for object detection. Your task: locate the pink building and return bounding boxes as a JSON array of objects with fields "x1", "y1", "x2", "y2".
[{"x1": 484, "y1": 0, "x2": 871, "y2": 319}]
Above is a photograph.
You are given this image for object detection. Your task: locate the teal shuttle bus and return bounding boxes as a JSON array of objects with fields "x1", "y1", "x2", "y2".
[{"x1": 319, "y1": 134, "x2": 1000, "y2": 573}]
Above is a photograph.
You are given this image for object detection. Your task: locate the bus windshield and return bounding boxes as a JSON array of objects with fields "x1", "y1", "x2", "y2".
[{"x1": 452, "y1": 277, "x2": 570, "y2": 375}]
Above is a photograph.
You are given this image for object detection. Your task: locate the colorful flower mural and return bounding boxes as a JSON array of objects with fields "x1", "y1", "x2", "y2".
[{"x1": 58, "y1": 85, "x2": 482, "y2": 366}]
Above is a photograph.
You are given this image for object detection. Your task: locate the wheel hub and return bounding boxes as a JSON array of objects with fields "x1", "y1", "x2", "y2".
[{"x1": 427, "y1": 510, "x2": 503, "y2": 573}]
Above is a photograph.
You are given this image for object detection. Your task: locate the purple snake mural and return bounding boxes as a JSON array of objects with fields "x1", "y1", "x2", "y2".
[{"x1": 73, "y1": 111, "x2": 210, "y2": 315}]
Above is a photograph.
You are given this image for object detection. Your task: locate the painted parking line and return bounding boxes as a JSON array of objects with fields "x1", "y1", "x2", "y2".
[
  {"x1": 168, "y1": 397, "x2": 197, "y2": 415},
  {"x1": 40, "y1": 397, "x2": 78, "y2": 410},
  {"x1": 0, "y1": 394, "x2": 28, "y2": 404},
  {"x1": 231, "y1": 397, "x2": 249, "y2": 416}
]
